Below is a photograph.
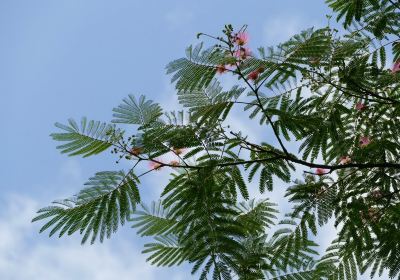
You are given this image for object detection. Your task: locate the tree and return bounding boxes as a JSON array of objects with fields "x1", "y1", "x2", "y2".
[{"x1": 33, "y1": 0, "x2": 400, "y2": 279}]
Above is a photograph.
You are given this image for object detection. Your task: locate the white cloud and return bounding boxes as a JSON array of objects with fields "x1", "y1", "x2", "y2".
[
  {"x1": 0, "y1": 194, "x2": 189, "y2": 280},
  {"x1": 159, "y1": 78, "x2": 182, "y2": 112}
]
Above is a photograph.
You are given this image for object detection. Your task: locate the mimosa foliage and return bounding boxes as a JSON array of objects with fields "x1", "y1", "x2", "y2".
[{"x1": 34, "y1": 1, "x2": 400, "y2": 279}]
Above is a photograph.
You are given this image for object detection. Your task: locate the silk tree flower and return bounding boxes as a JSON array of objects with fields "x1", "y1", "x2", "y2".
[
  {"x1": 355, "y1": 102, "x2": 367, "y2": 111},
  {"x1": 234, "y1": 32, "x2": 249, "y2": 46},
  {"x1": 216, "y1": 62, "x2": 236, "y2": 74},
  {"x1": 129, "y1": 146, "x2": 143, "y2": 156},
  {"x1": 339, "y1": 155, "x2": 351, "y2": 165},
  {"x1": 315, "y1": 168, "x2": 328, "y2": 175},
  {"x1": 149, "y1": 160, "x2": 163, "y2": 170},
  {"x1": 247, "y1": 70, "x2": 259, "y2": 81},
  {"x1": 359, "y1": 136, "x2": 371, "y2": 147},
  {"x1": 234, "y1": 47, "x2": 251, "y2": 60},
  {"x1": 392, "y1": 61, "x2": 400, "y2": 73},
  {"x1": 216, "y1": 65, "x2": 228, "y2": 74},
  {"x1": 169, "y1": 160, "x2": 180, "y2": 167}
]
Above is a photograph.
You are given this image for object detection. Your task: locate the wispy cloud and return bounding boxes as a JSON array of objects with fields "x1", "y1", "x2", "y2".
[{"x1": 0, "y1": 196, "x2": 189, "y2": 280}]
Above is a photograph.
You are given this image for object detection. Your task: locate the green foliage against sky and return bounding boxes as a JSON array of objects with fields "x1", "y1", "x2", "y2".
[{"x1": 33, "y1": 0, "x2": 400, "y2": 279}]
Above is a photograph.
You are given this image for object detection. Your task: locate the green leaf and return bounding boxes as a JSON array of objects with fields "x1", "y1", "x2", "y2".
[
  {"x1": 112, "y1": 95, "x2": 163, "y2": 125},
  {"x1": 32, "y1": 170, "x2": 140, "y2": 244},
  {"x1": 142, "y1": 235, "x2": 189, "y2": 267},
  {"x1": 131, "y1": 200, "x2": 178, "y2": 236},
  {"x1": 166, "y1": 43, "x2": 225, "y2": 91},
  {"x1": 51, "y1": 117, "x2": 121, "y2": 157}
]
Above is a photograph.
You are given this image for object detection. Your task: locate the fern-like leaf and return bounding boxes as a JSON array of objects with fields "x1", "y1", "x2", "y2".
[
  {"x1": 51, "y1": 117, "x2": 121, "y2": 157},
  {"x1": 112, "y1": 94, "x2": 163, "y2": 125},
  {"x1": 32, "y1": 170, "x2": 140, "y2": 244}
]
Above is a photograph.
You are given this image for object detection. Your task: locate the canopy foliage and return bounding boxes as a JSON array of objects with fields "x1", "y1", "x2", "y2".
[{"x1": 34, "y1": 0, "x2": 400, "y2": 279}]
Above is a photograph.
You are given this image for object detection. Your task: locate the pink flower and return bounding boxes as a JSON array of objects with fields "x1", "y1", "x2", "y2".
[
  {"x1": 315, "y1": 168, "x2": 328, "y2": 175},
  {"x1": 234, "y1": 32, "x2": 249, "y2": 46},
  {"x1": 359, "y1": 136, "x2": 371, "y2": 147},
  {"x1": 391, "y1": 61, "x2": 400, "y2": 74},
  {"x1": 339, "y1": 156, "x2": 351, "y2": 165},
  {"x1": 216, "y1": 65, "x2": 228, "y2": 74},
  {"x1": 129, "y1": 146, "x2": 143, "y2": 156},
  {"x1": 355, "y1": 102, "x2": 367, "y2": 111},
  {"x1": 169, "y1": 160, "x2": 180, "y2": 167},
  {"x1": 149, "y1": 160, "x2": 163, "y2": 171},
  {"x1": 234, "y1": 47, "x2": 251, "y2": 60},
  {"x1": 247, "y1": 70, "x2": 259, "y2": 81}
]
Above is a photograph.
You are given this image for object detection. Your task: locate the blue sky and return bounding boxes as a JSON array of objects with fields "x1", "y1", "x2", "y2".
[{"x1": 0, "y1": 1, "x2": 385, "y2": 279}]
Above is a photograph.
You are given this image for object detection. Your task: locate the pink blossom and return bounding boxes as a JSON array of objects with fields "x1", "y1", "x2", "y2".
[
  {"x1": 234, "y1": 47, "x2": 251, "y2": 60},
  {"x1": 216, "y1": 65, "x2": 228, "y2": 74},
  {"x1": 339, "y1": 156, "x2": 351, "y2": 165},
  {"x1": 359, "y1": 136, "x2": 371, "y2": 147},
  {"x1": 169, "y1": 160, "x2": 180, "y2": 167},
  {"x1": 234, "y1": 32, "x2": 249, "y2": 46},
  {"x1": 149, "y1": 160, "x2": 163, "y2": 171},
  {"x1": 315, "y1": 168, "x2": 328, "y2": 175},
  {"x1": 355, "y1": 102, "x2": 367, "y2": 111},
  {"x1": 129, "y1": 146, "x2": 143, "y2": 156},
  {"x1": 392, "y1": 61, "x2": 400, "y2": 74},
  {"x1": 247, "y1": 70, "x2": 259, "y2": 81}
]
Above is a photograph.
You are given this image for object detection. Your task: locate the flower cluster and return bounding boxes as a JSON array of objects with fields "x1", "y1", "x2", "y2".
[
  {"x1": 233, "y1": 46, "x2": 251, "y2": 60},
  {"x1": 233, "y1": 32, "x2": 249, "y2": 46},
  {"x1": 355, "y1": 102, "x2": 367, "y2": 111},
  {"x1": 315, "y1": 168, "x2": 328, "y2": 175},
  {"x1": 215, "y1": 29, "x2": 253, "y2": 76},
  {"x1": 231, "y1": 31, "x2": 251, "y2": 62},
  {"x1": 147, "y1": 148, "x2": 188, "y2": 171},
  {"x1": 129, "y1": 146, "x2": 143, "y2": 156},
  {"x1": 216, "y1": 65, "x2": 228, "y2": 74},
  {"x1": 329, "y1": 100, "x2": 372, "y2": 173},
  {"x1": 149, "y1": 160, "x2": 163, "y2": 171},
  {"x1": 359, "y1": 136, "x2": 371, "y2": 147},
  {"x1": 339, "y1": 155, "x2": 351, "y2": 165},
  {"x1": 392, "y1": 61, "x2": 400, "y2": 74},
  {"x1": 247, "y1": 67, "x2": 265, "y2": 82}
]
